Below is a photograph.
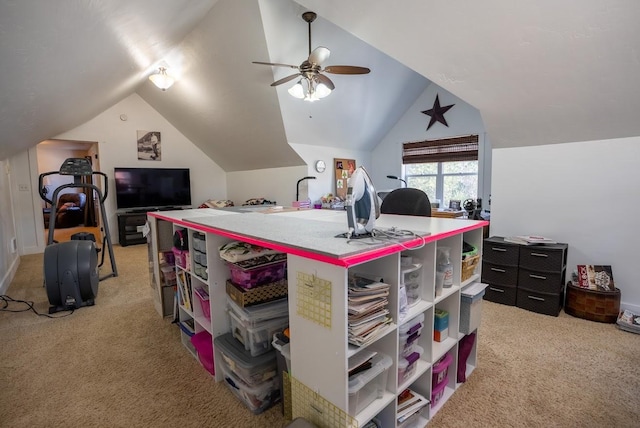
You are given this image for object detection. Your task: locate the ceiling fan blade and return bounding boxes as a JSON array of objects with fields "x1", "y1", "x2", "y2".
[
  {"x1": 308, "y1": 46, "x2": 330, "y2": 66},
  {"x1": 252, "y1": 61, "x2": 299, "y2": 70},
  {"x1": 315, "y1": 74, "x2": 335, "y2": 90},
  {"x1": 324, "y1": 65, "x2": 371, "y2": 75},
  {"x1": 270, "y1": 73, "x2": 301, "y2": 87}
]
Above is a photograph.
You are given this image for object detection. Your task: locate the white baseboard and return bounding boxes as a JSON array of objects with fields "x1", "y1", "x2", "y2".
[
  {"x1": 0, "y1": 255, "x2": 20, "y2": 296},
  {"x1": 620, "y1": 301, "x2": 640, "y2": 314}
]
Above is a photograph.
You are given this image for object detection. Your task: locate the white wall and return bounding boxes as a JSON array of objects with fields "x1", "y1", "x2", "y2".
[
  {"x1": 226, "y1": 166, "x2": 307, "y2": 207},
  {"x1": 289, "y1": 144, "x2": 372, "y2": 204},
  {"x1": 226, "y1": 144, "x2": 371, "y2": 207},
  {"x1": 372, "y1": 82, "x2": 491, "y2": 205},
  {"x1": 8, "y1": 150, "x2": 44, "y2": 255},
  {"x1": 490, "y1": 137, "x2": 640, "y2": 311},
  {"x1": 0, "y1": 160, "x2": 19, "y2": 295},
  {"x1": 54, "y1": 93, "x2": 227, "y2": 243},
  {"x1": 10, "y1": 94, "x2": 226, "y2": 251}
]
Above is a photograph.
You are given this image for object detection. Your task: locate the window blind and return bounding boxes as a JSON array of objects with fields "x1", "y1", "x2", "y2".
[{"x1": 402, "y1": 134, "x2": 479, "y2": 164}]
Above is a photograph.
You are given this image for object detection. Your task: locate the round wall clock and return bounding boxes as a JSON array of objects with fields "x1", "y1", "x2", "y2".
[{"x1": 315, "y1": 160, "x2": 326, "y2": 173}]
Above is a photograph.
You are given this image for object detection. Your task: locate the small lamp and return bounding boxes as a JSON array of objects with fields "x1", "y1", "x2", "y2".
[
  {"x1": 296, "y1": 176, "x2": 317, "y2": 201},
  {"x1": 386, "y1": 175, "x2": 407, "y2": 187},
  {"x1": 149, "y1": 66, "x2": 175, "y2": 91}
]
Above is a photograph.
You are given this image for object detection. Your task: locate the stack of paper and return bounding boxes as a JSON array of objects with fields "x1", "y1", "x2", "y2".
[
  {"x1": 617, "y1": 310, "x2": 640, "y2": 334},
  {"x1": 504, "y1": 235, "x2": 556, "y2": 245},
  {"x1": 348, "y1": 274, "x2": 392, "y2": 347},
  {"x1": 397, "y1": 388, "x2": 430, "y2": 424}
]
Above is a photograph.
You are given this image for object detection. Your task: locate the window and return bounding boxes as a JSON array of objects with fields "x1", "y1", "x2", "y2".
[{"x1": 402, "y1": 135, "x2": 479, "y2": 208}]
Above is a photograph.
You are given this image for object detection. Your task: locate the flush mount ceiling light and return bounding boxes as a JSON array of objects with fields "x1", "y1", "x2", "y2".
[
  {"x1": 149, "y1": 66, "x2": 175, "y2": 91},
  {"x1": 253, "y1": 11, "x2": 370, "y2": 102}
]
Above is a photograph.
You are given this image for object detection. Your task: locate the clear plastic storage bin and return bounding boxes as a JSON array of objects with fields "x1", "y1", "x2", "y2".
[
  {"x1": 229, "y1": 310, "x2": 289, "y2": 357},
  {"x1": 220, "y1": 364, "x2": 280, "y2": 414},
  {"x1": 228, "y1": 260, "x2": 286, "y2": 289},
  {"x1": 348, "y1": 353, "x2": 393, "y2": 415},
  {"x1": 402, "y1": 264, "x2": 422, "y2": 306},
  {"x1": 227, "y1": 297, "x2": 289, "y2": 327},
  {"x1": 214, "y1": 332, "x2": 278, "y2": 387},
  {"x1": 398, "y1": 346, "x2": 424, "y2": 385}
]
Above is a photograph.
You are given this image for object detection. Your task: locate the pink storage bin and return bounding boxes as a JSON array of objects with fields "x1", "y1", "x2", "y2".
[
  {"x1": 162, "y1": 250, "x2": 175, "y2": 265},
  {"x1": 432, "y1": 353, "x2": 453, "y2": 388},
  {"x1": 229, "y1": 261, "x2": 286, "y2": 289},
  {"x1": 431, "y1": 377, "x2": 448, "y2": 408},
  {"x1": 172, "y1": 247, "x2": 189, "y2": 269},
  {"x1": 194, "y1": 287, "x2": 211, "y2": 320},
  {"x1": 191, "y1": 331, "x2": 214, "y2": 375}
]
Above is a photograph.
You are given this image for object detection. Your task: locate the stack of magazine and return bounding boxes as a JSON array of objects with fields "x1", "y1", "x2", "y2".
[
  {"x1": 617, "y1": 309, "x2": 640, "y2": 334},
  {"x1": 397, "y1": 388, "x2": 429, "y2": 425},
  {"x1": 348, "y1": 274, "x2": 392, "y2": 347},
  {"x1": 504, "y1": 235, "x2": 556, "y2": 245}
]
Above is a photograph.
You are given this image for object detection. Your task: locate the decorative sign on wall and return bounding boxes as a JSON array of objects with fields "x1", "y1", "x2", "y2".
[
  {"x1": 334, "y1": 158, "x2": 356, "y2": 200},
  {"x1": 137, "y1": 130, "x2": 162, "y2": 161},
  {"x1": 421, "y1": 94, "x2": 455, "y2": 130}
]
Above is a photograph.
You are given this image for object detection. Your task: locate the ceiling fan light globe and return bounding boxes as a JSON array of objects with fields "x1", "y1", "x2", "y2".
[
  {"x1": 315, "y1": 83, "x2": 332, "y2": 98},
  {"x1": 288, "y1": 81, "x2": 305, "y2": 99}
]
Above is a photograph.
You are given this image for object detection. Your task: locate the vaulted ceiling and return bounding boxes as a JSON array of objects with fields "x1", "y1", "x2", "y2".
[{"x1": 1, "y1": 0, "x2": 639, "y2": 171}]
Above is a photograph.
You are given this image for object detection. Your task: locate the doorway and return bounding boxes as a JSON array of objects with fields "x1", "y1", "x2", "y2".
[{"x1": 36, "y1": 139, "x2": 102, "y2": 245}]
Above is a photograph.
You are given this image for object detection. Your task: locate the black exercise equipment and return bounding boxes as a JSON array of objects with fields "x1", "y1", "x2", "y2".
[{"x1": 39, "y1": 158, "x2": 118, "y2": 313}]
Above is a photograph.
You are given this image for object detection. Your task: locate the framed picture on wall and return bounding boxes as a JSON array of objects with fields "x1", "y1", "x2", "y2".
[
  {"x1": 137, "y1": 130, "x2": 161, "y2": 161},
  {"x1": 334, "y1": 158, "x2": 356, "y2": 200}
]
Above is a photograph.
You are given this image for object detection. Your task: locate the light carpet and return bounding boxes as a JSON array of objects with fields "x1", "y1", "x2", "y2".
[{"x1": 1, "y1": 244, "x2": 638, "y2": 427}]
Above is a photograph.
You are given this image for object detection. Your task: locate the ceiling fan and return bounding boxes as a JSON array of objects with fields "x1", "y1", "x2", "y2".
[{"x1": 252, "y1": 11, "x2": 370, "y2": 101}]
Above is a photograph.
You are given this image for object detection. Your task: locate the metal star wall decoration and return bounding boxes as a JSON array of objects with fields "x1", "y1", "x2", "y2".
[{"x1": 421, "y1": 94, "x2": 455, "y2": 130}]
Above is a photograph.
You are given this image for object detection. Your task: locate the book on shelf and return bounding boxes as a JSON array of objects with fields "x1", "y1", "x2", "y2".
[
  {"x1": 177, "y1": 270, "x2": 192, "y2": 310},
  {"x1": 504, "y1": 235, "x2": 556, "y2": 245},
  {"x1": 576, "y1": 265, "x2": 615, "y2": 291},
  {"x1": 179, "y1": 319, "x2": 195, "y2": 335}
]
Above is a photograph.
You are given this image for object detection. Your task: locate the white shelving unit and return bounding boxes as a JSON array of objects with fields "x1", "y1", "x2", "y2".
[{"x1": 146, "y1": 208, "x2": 486, "y2": 426}]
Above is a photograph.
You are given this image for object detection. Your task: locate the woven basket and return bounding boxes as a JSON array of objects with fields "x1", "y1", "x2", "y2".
[
  {"x1": 461, "y1": 254, "x2": 480, "y2": 282},
  {"x1": 564, "y1": 282, "x2": 620, "y2": 323},
  {"x1": 226, "y1": 279, "x2": 288, "y2": 307}
]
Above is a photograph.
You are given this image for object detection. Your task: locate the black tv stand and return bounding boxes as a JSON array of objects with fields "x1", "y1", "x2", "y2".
[{"x1": 117, "y1": 212, "x2": 148, "y2": 246}]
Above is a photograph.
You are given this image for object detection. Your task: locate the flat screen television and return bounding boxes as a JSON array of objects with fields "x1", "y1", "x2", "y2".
[{"x1": 114, "y1": 167, "x2": 192, "y2": 211}]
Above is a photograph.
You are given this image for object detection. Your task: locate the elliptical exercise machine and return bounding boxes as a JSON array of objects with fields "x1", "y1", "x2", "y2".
[{"x1": 39, "y1": 158, "x2": 118, "y2": 313}]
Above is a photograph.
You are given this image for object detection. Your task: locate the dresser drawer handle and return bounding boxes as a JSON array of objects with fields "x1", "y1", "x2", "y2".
[
  {"x1": 489, "y1": 287, "x2": 505, "y2": 293},
  {"x1": 491, "y1": 267, "x2": 506, "y2": 273},
  {"x1": 530, "y1": 252, "x2": 548, "y2": 258},
  {"x1": 529, "y1": 274, "x2": 547, "y2": 280},
  {"x1": 527, "y1": 295, "x2": 545, "y2": 302},
  {"x1": 491, "y1": 247, "x2": 507, "y2": 252}
]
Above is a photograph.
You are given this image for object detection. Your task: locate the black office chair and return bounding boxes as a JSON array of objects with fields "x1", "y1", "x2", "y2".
[{"x1": 380, "y1": 188, "x2": 432, "y2": 217}]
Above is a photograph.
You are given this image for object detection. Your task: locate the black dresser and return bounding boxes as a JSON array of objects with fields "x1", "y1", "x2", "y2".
[{"x1": 482, "y1": 237, "x2": 568, "y2": 316}]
